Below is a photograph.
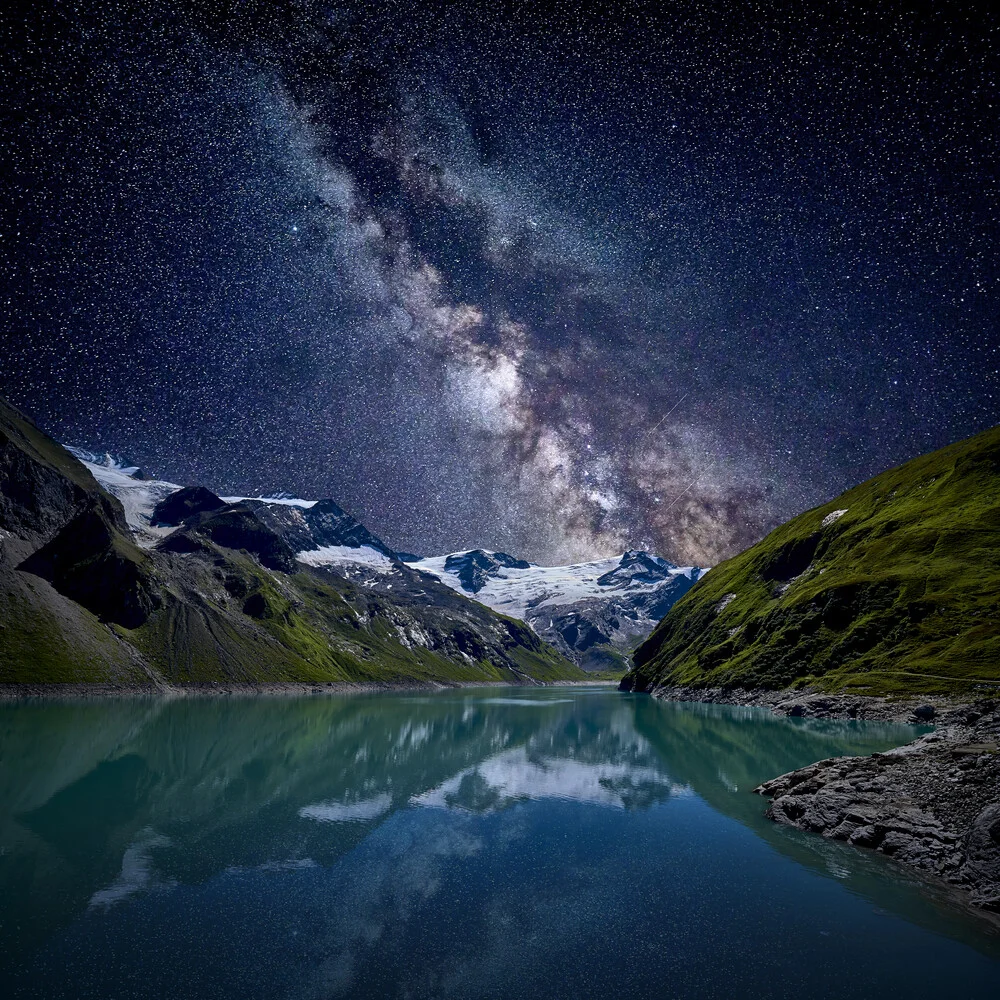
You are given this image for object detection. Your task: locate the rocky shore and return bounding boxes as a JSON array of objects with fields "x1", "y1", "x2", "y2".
[
  {"x1": 642, "y1": 682, "x2": 990, "y2": 723},
  {"x1": 641, "y1": 685, "x2": 1000, "y2": 914}
]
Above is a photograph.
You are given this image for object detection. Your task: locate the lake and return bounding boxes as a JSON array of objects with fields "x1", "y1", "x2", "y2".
[{"x1": 1, "y1": 687, "x2": 998, "y2": 998}]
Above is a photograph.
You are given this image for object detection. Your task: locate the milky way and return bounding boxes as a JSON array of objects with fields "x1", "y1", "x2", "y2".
[{"x1": 3, "y1": 3, "x2": 998, "y2": 564}]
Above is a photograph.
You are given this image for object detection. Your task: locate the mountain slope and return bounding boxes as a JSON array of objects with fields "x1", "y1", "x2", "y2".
[
  {"x1": 622, "y1": 425, "x2": 1000, "y2": 696},
  {"x1": 412, "y1": 549, "x2": 704, "y2": 670},
  {"x1": 1, "y1": 404, "x2": 581, "y2": 686}
]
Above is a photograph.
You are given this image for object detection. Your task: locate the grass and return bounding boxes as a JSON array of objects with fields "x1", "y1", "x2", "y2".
[
  {"x1": 120, "y1": 551, "x2": 582, "y2": 687},
  {"x1": 625, "y1": 424, "x2": 1000, "y2": 696},
  {"x1": 0, "y1": 574, "x2": 148, "y2": 684},
  {"x1": 581, "y1": 669, "x2": 629, "y2": 683}
]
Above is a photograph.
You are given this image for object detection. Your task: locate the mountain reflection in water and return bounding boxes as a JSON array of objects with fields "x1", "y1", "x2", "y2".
[{"x1": 1, "y1": 688, "x2": 998, "y2": 999}]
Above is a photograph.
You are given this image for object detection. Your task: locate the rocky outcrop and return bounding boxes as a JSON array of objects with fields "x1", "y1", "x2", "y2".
[
  {"x1": 755, "y1": 700, "x2": 1000, "y2": 910},
  {"x1": 2, "y1": 398, "x2": 160, "y2": 628},
  {"x1": 0, "y1": 398, "x2": 108, "y2": 544},
  {"x1": 247, "y1": 497, "x2": 397, "y2": 557},
  {"x1": 150, "y1": 485, "x2": 225, "y2": 526},
  {"x1": 159, "y1": 504, "x2": 298, "y2": 573},
  {"x1": 20, "y1": 507, "x2": 160, "y2": 628},
  {"x1": 443, "y1": 550, "x2": 530, "y2": 593}
]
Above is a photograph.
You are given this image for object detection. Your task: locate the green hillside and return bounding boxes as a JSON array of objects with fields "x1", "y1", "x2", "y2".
[{"x1": 623, "y1": 425, "x2": 1000, "y2": 696}]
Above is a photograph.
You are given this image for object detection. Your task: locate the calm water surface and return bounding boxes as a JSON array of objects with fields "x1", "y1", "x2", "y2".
[{"x1": 1, "y1": 687, "x2": 998, "y2": 999}]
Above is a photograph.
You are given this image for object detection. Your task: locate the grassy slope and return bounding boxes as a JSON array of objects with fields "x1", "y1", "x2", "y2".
[
  {"x1": 4, "y1": 531, "x2": 581, "y2": 687},
  {"x1": 128, "y1": 554, "x2": 578, "y2": 686},
  {"x1": 625, "y1": 424, "x2": 1000, "y2": 696},
  {"x1": 0, "y1": 399, "x2": 95, "y2": 494}
]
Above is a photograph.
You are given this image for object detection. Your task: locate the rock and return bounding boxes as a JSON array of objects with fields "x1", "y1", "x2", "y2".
[
  {"x1": 442, "y1": 549, "x2": 531, "y2": 593},
  {"x1": 249, "y1": 497, "x2": 397, "y2": 557},
  {"x1": 160, "y1": 505, "x2": 297, "y2": 573},
  {"x1": 242, "y1": 592, "x2": 271, "y2": 619},
  {"x1": 913, "y1": 704, "x2": 937, "y2": 722},
  {"x1": 1, "y1": 398, "x2": 114, "y2": 545},
  {"x1": 755, "y1": 704, "x2": 1000, "y2": 912},
  {"x1": 848, "y1": 825, "x2": 881, "y2": 847},
  {"x1": 20, "y1": 507, "x2": 160, "y2": 628},
  {"x1": 775, "y1": 695, "x2": 837, "y2": 719},
  {"x1": 150, "y1": 486, "x2": 226, "y2": 526},
  {"x1": 963, "y1": 803, "x2": 1000, "y2": 910}
]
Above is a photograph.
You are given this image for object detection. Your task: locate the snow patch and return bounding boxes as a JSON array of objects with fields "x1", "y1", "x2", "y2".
[
  {"x1": 296, "y1": 544, "x2": 395, "y2": 570},
  {"x1": 67, "y1": 448, "x2": 182, "y2": 543},
  {"x1": 412, "y1": 551, "x2": 702, "y2": 621},
  {"x1": 822, "y1": 508, "x2": 848, "y2": 527},
  {"x1": 223, "y1": 494, "x2": 318, "y2": 509}
]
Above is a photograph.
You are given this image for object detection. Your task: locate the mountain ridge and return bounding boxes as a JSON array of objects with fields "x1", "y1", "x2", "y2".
[
  {"x1": 412, "y1": 548, "x2": 705, "y2": 670},
  {"x1": 0, "y1": 402, "x2": 582, "y2": 687}
]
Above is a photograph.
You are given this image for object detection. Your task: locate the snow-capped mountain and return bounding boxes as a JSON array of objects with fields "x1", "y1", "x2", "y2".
[
  {"x1": 409, "y1": 549, "x2": 707, "y2": 671},
  {"x1": 67, "y1": 449, "x2": 396, "y2": 572},
  {"x1": 70, "y1": 450, "x2": 706, "y2": 670}
]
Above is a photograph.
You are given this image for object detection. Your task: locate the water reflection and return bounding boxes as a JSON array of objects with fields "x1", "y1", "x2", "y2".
[
  {"x1": 0, "y1": 689, "x2": 997, "y2": 999},
  {"x1": 412, "y1": 745, "x2": 683, "y2": 811}
]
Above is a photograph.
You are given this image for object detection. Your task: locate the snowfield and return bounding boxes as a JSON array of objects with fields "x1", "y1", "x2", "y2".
[
  {"x1": 410, "y1": 551, "x2": 703, "y2": 620},
  {"x1": 296, "y1": 544, "x2": 396, "y2": 570}
]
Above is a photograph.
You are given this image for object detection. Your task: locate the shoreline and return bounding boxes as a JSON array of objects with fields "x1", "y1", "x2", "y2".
[
  {"x1": 0, "y1": 678, "x2": 616, "y2": 701},
  {"x1": 642, "y1": 684, "x2": 1000, "y2": 917},
  {"x1": 639, "y1": 682, "x2": 980, "y2": 724}
]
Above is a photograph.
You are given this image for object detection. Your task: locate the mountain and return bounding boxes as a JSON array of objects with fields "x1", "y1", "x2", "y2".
[
  {"x1": 0, "y1": 401, "x2": 582, "y2": 686},
  {"x1": 411, "y1": 549, "x2": 705, "y2": 671},
  {"x1": 621, "y1": 424, "x2": 1000, "y2": 696}
]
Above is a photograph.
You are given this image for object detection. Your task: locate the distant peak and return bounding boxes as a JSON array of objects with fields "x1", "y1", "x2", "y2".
[{"x1": 442, "y1": 549, "x2": 531, "y2": 592}]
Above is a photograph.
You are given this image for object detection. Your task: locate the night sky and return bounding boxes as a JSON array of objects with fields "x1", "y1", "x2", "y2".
[{"x1": 3, "y1": 2, "x2": 998, "y2": 565}]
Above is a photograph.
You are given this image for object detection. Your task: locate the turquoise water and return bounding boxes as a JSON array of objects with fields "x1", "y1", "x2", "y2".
[{"x1": 1, "y1": 687, "x2": 997, "y2": 999}]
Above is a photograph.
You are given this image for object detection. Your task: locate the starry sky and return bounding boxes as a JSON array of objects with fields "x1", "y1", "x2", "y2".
[{"x1": 3, "y1": 2, "x2": 998, "y2": 565}]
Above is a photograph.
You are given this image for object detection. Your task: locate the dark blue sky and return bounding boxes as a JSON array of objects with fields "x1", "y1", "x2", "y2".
[{"x1": 3, "y1": 2, "x2": 998, "y2": 563}]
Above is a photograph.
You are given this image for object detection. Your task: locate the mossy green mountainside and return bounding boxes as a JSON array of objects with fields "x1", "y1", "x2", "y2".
[
  {"x1": 622, "y1": 424, "x2": 1000, "y2": 697},
  {"x1": 0, "y1": 398, "x2": 582, "y2": 686}
]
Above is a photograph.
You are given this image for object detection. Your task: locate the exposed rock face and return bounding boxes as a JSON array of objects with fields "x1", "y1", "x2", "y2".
[
  {"x1": 159, "y1": 505, "x2": 298, "y2": 573},
  {"x1": 755, "y1": 700, "x2": 1000, "y2": 911},
  {"x1": 1, "y1": 398, "x2": 160, "y2": 628},
  {"x1": 247, "y1": 497, "x2": 396, "y2": 557},
  {"x1": 414, "y1": 549, "x2": 703, "y2": 670},
  {"x1": 523, "y1": 559, "x2": 699, "y2": 670},
  {"x1": 20, "y1": 507, "x2": 160, "y2": 628},
  {"x1": 150, "y1": 486, "x2": 225, "y2": 526},
  {"x1": 0, "y1": 398, "x2": 107, "y2": 544},
  {"x1": 596, "y1": 550, "x2": 679, "y2": 587},
  {"x1": 443, "y1": 550, "x2": 530, "y2": 593}
]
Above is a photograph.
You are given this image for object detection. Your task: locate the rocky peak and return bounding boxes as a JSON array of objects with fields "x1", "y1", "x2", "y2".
[
  {"x1": 159, "y1": 504, "x2": 298, "y2": 573},
  {"x1": 151, "y1": 486, "x2": 226, "y2": 526},
  {"x1": 443, "y1": 549, "x2": 531, "y2": 593},
  {"x1": 597, "y1": 550, "x2": 680, "y2": 588}
]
